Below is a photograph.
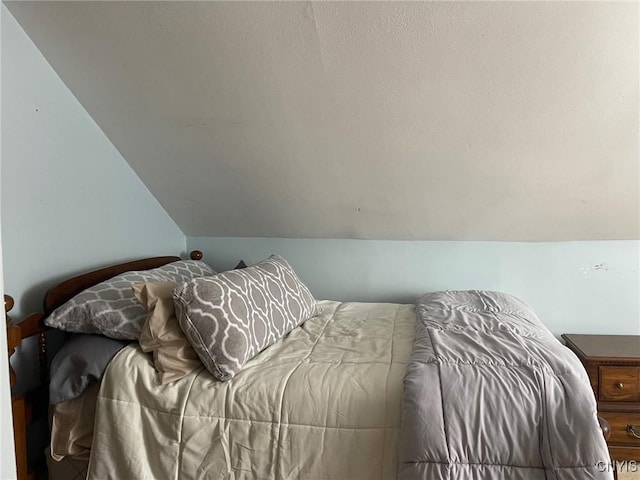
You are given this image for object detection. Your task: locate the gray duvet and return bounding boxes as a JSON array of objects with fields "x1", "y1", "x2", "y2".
[{"x1": 399, "y1": 290, "x2": 613, "y2": 480}]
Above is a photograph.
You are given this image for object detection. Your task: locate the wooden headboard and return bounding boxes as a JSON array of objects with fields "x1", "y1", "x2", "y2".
[{"x1": 5, "y1": 250, "x2": 202, "y2": 480}]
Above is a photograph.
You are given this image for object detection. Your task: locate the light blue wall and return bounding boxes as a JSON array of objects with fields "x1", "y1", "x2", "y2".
[
  {"x1": 1, "y1": 5, "x2": 188, "y2": 407},
  {"x1": 188, "y1": 237, "x2": 640, "y2": 336},
  {"x1": 1, "y1": 8, "x2": 186, "y2": 465},
  {"x1": 1, "y1": 7, "x2": 186, "y2": 321}
]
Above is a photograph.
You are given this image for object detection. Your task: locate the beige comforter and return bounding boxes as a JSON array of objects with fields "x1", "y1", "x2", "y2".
[{"x1": 87, "y1": 300, "x2": 416, "y2": 480}]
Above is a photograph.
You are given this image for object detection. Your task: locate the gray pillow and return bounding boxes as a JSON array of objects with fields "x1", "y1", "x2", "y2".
[
  {"x1": 173, "y1": 255, "x2": 317, "y2": 381},
  {"x1": 49, "y1": 334, "x2": 129, "y2": 404},
  {"x1": 45, "y1": 260, "x2": 216, "y2": 339}
]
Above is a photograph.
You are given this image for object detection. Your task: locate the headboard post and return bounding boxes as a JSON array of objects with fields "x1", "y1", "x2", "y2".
[
  {"x1": 5, "y1": 294, "x2": 33, "y2": 480},
  {"x1": 6, "y1": 295, "x2": 19, "y2": 389}
]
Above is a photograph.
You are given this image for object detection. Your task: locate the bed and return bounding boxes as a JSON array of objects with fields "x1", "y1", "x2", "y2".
[{"x1": 6, "y1": 251, "x2": 614, "y2": 480}]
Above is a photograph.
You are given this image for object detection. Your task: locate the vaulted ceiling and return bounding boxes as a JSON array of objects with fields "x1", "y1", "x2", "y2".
[{"x1": 5, "y1": 1, "x2": 639, "y2": 240}]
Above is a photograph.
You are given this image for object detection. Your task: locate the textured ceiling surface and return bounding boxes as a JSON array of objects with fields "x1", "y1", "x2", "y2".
[{"x1": 6, "y1": 1, "x2": 639, "y2": 240}]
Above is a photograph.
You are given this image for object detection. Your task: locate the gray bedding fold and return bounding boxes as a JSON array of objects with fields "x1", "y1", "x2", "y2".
[{"x1": 399, "y1": 290, "x2": 613, "y2": 480}]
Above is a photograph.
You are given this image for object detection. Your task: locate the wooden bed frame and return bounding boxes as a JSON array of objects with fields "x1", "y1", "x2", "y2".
[
  {"x1": 5, "y1": 251, "x2": 202, "y2": 480},
  {"x1": 5, "y1": 249, "x2": 613, "y2": 480}
]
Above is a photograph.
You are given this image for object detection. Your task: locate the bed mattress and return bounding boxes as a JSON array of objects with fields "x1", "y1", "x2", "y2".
[{"x1": 87, "y1": 300, "x2": 416, "y2": 480}]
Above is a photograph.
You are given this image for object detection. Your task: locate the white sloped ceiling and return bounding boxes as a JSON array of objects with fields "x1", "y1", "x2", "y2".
[{"x1": 5, "y1": 1, "x2": 639, "y2": 240}]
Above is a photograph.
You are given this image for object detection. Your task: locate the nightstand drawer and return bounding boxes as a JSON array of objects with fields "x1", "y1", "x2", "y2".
[
  {"x1": 599, "y1": 366, "x2": 639, "y2": 402},
  {"x1": 599, "y1": 411, "x2": 640, "y2": 447}
]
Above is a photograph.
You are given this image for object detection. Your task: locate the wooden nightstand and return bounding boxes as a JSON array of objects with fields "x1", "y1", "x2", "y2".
[{"x1": 562, "y1": 334, "x2": 640, "y2": 461}]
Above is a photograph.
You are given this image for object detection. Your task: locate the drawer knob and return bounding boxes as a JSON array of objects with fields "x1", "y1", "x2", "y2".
[
  {"x1": 628, "y1": 424, "x2": 640, "y2": 439},
  {"x1": 616, "y1": 382, "x2": 625, "y2": 389}
]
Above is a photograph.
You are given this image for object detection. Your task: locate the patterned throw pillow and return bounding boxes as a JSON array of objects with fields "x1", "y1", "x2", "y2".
[
  {"x1": 45, "y1": 260, "x2": 216, "y2": 339},
  {"x1": 173, "y1": 255, "x2": 318, "y2": 381}
]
